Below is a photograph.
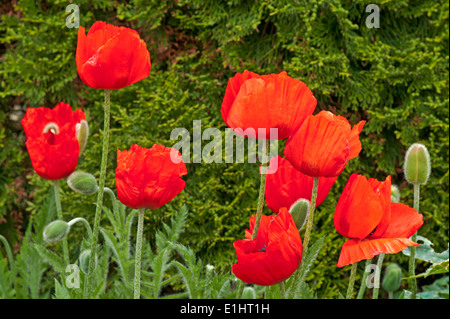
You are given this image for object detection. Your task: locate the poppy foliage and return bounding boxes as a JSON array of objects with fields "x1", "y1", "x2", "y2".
[
  {"x1": 115, "y1": 144, "x2": 187, "y2": 210},
  {"x1": 21, "y1": 102, "x2": 86, "y2": 180},
  {"x1": 76, "y1": 21, "x2": 151, "y2": 90},
  {"x1": 334, "y1": 174, "x2": 424, "y2": 267}
]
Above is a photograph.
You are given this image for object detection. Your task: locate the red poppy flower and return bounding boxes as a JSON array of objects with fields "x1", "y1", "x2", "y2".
[
  {"x1": 76, "y1": 21, "x2": 151, "y2": 90},
  {"x1": 232, "y1": 207, "x2": 303, "y2": 286},
  {"x1": 115, "y1": 144, "x2": 187, "y2": 209},
  {"x1": 21, "y1": 102, "x2": 86, "y2": 180},
  {"x1": 265, "y1": 156, "x2": 338, "y2": 213},
  {"x1": 334, "y1": 174, "x2": 424, "y2": 267},
  {"x1": 221, "y1": 70, "x2": 316, "y2": 139},
  {"x1": 284, "y1": 111, "x2": 366, "y2": 177}
]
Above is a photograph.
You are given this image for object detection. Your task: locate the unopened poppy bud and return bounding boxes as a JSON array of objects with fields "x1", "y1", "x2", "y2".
[
  {"x1": 404, "y1": 143, "x2": 431, "y2": 185},
  {"x1": 43, "y1": 220, "x2": 70, "y2": 244},
  {"x1": 67, "y1": 171, "x2": 98, "y2": 195},
  {"x1": 391, "y1": 184, "x2": 401, "y2": 203},
  {"x1": 76, "y1": 120, "x2": 89, "y2": 156},
  {"x1": 382, "y1": 263, "x2": 402, "y2": 292},
  {"x1": 289, "y1": 198, "x2": 310, "y2": 231},
  {"x1": 241, "y1": 286, "x2": 256, "y2": 299},
  {"x1": 79, "y1": 249, "x2": 97, "y2": 274}
]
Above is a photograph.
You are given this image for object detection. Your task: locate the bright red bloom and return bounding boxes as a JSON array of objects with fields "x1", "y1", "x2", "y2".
[
  {"x1": 76, "y1": 21, "x2": 151, "y2": 90},
  {"x1": 21, "y1": 102, "x2": 86, "y2": 180},
  {"x1": 232, "y1": 207, "x2": 303, "y2": 286},
  {"x1": 221, "y1": 70, "x2": 316, "y2": 139},
  {"x1": 265, "y1": 156, "x2": 337, "y2": 213},
  {"x1": 334, "y1": 174, "x2": 424, "y2": 267},
  {"x1": 284, "y1": 110, "x2": 366, "y2": 177},
  {"x1": 115, "y1": 144, "x2": 187, "y2": 209}
]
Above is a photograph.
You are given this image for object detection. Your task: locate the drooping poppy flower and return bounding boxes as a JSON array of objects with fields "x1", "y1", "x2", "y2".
[
  {"x1": 221, "y1": 70, "x2": 316, "y2": 139},
  {"x1": 232, "y1": 207, "x2": 303, "y2": 286},
  {"x1": 76, "y1": 21, "x2": 151, "y2": 90},
  {"x1": 284, "y1": 110, "x2": 366, "y2": 177},
  {"x1": 334, "y1": 174, "x2": 424, "y2": 267},
  {"x1": 21, "y1": 102, "x2": 86, "y2": 180},
  {"x1": 115, "y1": 144, "x2": 187, "y2": 209},
  {"x1": 265, "y1": 155, "x2": 338, "y2": 213}
]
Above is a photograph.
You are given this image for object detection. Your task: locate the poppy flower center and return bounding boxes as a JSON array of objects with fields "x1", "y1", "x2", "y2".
[
  {"x1": 258, "y1": 244, "x2": 267, "y2": 253},
  {"x1": 43, "y1": 122, "x2": 60, "y2": 135}
]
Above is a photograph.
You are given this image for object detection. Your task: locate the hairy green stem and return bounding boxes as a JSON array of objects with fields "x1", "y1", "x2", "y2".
[
  {"x1": 134, "y1": 208, "x2": 145, "y2": 299},
  {"x1": 287, "y1": 176, "x2": 319, "y2": 298},
  {"x1": 104, "y1": 187, "x2": 119, "y2": 214},
  {"x1": 302, "y1": 177, "x2": 319, "y2": 256},
  {"x1": 279, "y1": 281, "x2": 286, "y2": 299},
  {"x1": 357, "y1": 258, "x2": 373, "y2": 299},
  {"x1": 54, "y1": 180, "x2": 69, "y2": 266},
  {"x1": 251, "y1": 139, "x2": 268, "y2": 240},
  {"x1": 409, "y1": 183, "x2": 420, "y2": 299},
  {"x1": 0, "y1": 235, "x2": 16, "y2": 291},
  {"x1": 373, "y1": 253, "x2": 385, "y2": 299},
  {"x1": 346, "y1": 262, "x2": 358, "y2": 299},
  {"x1": 68, "y1": 217, "x2": 93, "y2": 239},
  {"x1": 84, "y1": 89, "x2": 111, "y2": 299}
]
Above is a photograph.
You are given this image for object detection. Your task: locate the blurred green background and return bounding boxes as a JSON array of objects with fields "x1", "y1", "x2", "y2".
[{"x1": 0, "y1": 0, "x2": 448, "y2": 298}]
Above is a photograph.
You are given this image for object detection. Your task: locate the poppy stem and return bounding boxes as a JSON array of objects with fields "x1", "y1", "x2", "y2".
[
  {"x1": 279, "y1": 281, "x2": 286, "y2": 299},
  {"x1": 302, "y1": 176, "x2": 319, "y2": 256},
  {"x1": 251, "y1": 139, "x2": 269, "y2": 240},
  {"x1": 408, "y1": 183, "x2": 420, "y2": 299},
  {"x1": 67, "y1": 217, "x2": 93, "y2": 239},
  {"x1": 54, "y1": 180, "x2": 70, "y2": 266},
  {"x1": 346, "y1": 262, "x2": 358, "y2": 299},
  {"x1": 357, "y1": 258, "x2": 373, "y2": 299},
  {"x1": 372, "y1": 253, "x2": 385, "y2": 299},
  {"x1": 134, "y1": 208, "x2": 145, "y2": 299},
  {"x1": 286, "y1": 176, "x2": 319, "y2": 298},
  {"x1": 84, "y1": 89, "x2": 111, "y2": 299},
  {"x1": 0, "y1": 234, "x2": 17, "y2": 292}
]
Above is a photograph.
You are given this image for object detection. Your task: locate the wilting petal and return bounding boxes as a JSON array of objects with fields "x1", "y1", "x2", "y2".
[{"x1": 337, "y1": 237, "x2": 419, "y2": 267}]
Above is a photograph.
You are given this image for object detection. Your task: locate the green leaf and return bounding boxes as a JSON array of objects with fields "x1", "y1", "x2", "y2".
[
  {"x1": 34, "y1": 244, "x2": 65, "y2": 273},
  {"x1": 402, "y1": 236, "x2": 449, "y2": 263},
  {"x1": 53, "y1": 279, "x2": 70, "y2": 299}
]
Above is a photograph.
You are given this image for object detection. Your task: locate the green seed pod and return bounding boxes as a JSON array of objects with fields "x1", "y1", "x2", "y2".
[
  {"x1": 382, "y1": 263, "x2": 402, "y2": 293},
  {"x1": 404, "y1": 143, "x2": 431, "y2": 185},
  {"x1": 391, "y1": 184, "x2": 401, "y2": 203},
  {"x1": 289, "y1": 198, "x2": 310, "y2": 231},
  {"x1": 76, "y1": 120, "x2": 89, "y2": 156},
  {"x1": 67, "y1": 171, "x2": 98, "y2": 195},
  {"x1": 43, "y1": 220, "x2": 70, "y2": 244},
  {"x1": 79, "y1": 249, "x2": 97, "y2": 274},
  {"x1": 241, "y1": 286, "x2": 256, "y2": 299}
]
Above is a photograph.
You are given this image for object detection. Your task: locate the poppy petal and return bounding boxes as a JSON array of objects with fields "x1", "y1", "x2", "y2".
[
  {"x1": 382, "y1": 203, "x2": 424, "y2": 239},
  {"x1": 336, "y1": 237, "x2": 419, "y2": 267}
]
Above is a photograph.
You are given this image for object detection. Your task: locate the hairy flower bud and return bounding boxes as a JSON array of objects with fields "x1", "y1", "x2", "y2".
[
  {"x1": 382, "y1": 263, "x2": 402, "y2": 293},
  {"x1": 404, "y1": 143, "x2": 431, "y2": 185},
  {"x1": 241, "y1": 286, "x2": 257, "y2": 299},
  {"x1": 67, "y1": 171, "x2": 98, "y2": 195},
  {"x1": 79, "y1": 249, "x2": 97, "y2": 274},
  {"x1": 43, "y1": 220, "x2": 70, "y2": 244},
  {"x1": 289, "y1": 198, "x2": 310, "y2": 231},
  {"x1": 75, "y1": 120, "x2": 89, "y2": 156},
  {"x1": 391, "y1": 184, "x2": 401, "y2": 203}
]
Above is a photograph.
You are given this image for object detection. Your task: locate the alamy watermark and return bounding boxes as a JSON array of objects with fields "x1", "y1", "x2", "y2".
[
  {"x1": 169, "y1": 121, "x2": 279, "y2": 173},
  {"x1": 365, "y1": 4, "x2": 380, "y2": 29},
  {"x1": 66, "y1": 4, "x2": 80, "y2": 28}
]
